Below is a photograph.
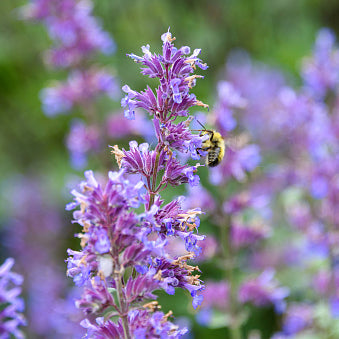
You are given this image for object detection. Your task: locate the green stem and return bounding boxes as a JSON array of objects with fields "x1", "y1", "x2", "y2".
[
  {"x1": 148, "y1": 148, "x2": 161, "y2": 210},
  {"x1": 230, "y1": 327, "x2": 242, "y2": 339},
  {"x1": 114, "y1": 268, "x2": 131, "y2": 339}
]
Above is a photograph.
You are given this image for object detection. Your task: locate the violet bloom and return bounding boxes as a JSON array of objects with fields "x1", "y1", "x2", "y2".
[
  {"x1": 106, "y1": 109, "x2": 154, "y2": 141},
  {"x1": 209, "y1": 143, "x2": 261, "y2": 185},
  {"x1": 66, "y1": 31, "x2": 209, "y2": 336},
  {"x1": 24, "y1": 0, "x2": 119, "y2": 125},
  {"x1": 213, "y1": 81, "x2": 247, "y2": 133},
  {"x1": 23, "y1": 0, "x2": 115, "y2": 68},
  {"x1": 119, "y1": 29, "x2": 208, "y2": 209},
  {"x1": 121, "y1": 29, "x2": 208, "y2": 123},
  {"x1": 0, "y1": 258, "x2": 26, "y2": 339},
  {"x1": 196, "y1": 280, "x2": 229, "y2": 326},
  {"x1": 81, "y1": 309, "x2": 188, "y2": 338},
  {"x1": 4, "y1": 176, "x2": 84, "y2": 337},
  {"x1": 165, "y1": 235, "x2": 217, "y2": 262},
  {"x1": 206, "y1": 78, "x2": 260, "y2": 185},
  {"x1": 182, "y1": 184, "x2": 216, "y2": 212},
  {"x1": 231, "y1": 221, "x2": 271, "y2": 249},
  {"x1": 66, "y1": 119, "x2": 101, "y2": 169},
  {"x1": 302, "y1": 28, "x2": 339, "y2": 99},
  {"x1": 200, "y1": 280, "x2": 230, "y2": 311},
  {"x1": 282, "y1": 303, "x2": 314, "y2": 335},
  {"x1": 41, "y1": 68, "x2": 119, "y2": 116},
  {"x1": 238, "y1": 269, "x2": 289, "y2": 313},
  {"x1": 66, "y1": 170, "x2": 201, "y2": 336},
  {"x1": 223, "y1": 191, "x2": 271, "y2": 218}
]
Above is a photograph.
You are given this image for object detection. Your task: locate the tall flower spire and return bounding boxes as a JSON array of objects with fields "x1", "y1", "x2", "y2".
[{"x1": 67, "y1": 30, "x2": 208, "y2": 337}]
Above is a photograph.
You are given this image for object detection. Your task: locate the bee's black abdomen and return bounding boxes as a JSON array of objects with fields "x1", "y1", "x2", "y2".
[
  {"x1": 207, "y1": 147, "x2": 221, "y2": 167},
  {"x1": 208, "y1": 158, "x2": 220, "y2": 167}
]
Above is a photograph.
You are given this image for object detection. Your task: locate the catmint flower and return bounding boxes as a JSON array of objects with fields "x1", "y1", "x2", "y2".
[
  {"x1": 282, "y1": 303, "x2": 314, "y2": 335},
  {"x1": 23, "y1": 0, "x2": 115, "y2": 68},
  {"x1": 67, "y1": 30, "x2": 208, "y2": 337},
  {"x1": 4, "y1": 176, "x2": 85, "y2": 337},
  {"x1": 122, "y1": 141, "x2": 166, "y2": 177},
  {"x1": 200, "y1": 280, "x2": 230, "y2": 311},
  {"x1": 231, "y1": 221, "x2": 271, "y2": 249},
  {"x1": 106, "y1": 110, "x2": 154, "y2": 140},
  {"x1": 0, "y1": 258, "x2": 26, "y2": 339},
  {"x1": 81, "y1": 309, "x2": 188, "y2": 338},
  {"x1": 66, "y1": 119, "x2": 101, "y2": 169},
  {"x1": 238, "y1": 269, "x2": 289, "y2": 313},
  {"x1": 41, "y1": 68, "x2": 118, "y2": 116},
  {"x1": 213, "y1": 81, "x2": 247, "y2": 132},
  {"x1": 209, "y1": 143, "x2": 261, "y2": 185},
  {"x1": 67, "y1": 169, "x2": 201, "y2": 335},
  {"x1": 182, "y1": 185, "x2": 216, "y2": 212},
  {"x1": 302, "y1": 28, "x2": 339, "y2": 98},
  {"x1": 122, "y1": 29, "x2": 208, "y2": 124},
  {"x1": 196, "y1": 280, "x2": 230, "y2": 326}
]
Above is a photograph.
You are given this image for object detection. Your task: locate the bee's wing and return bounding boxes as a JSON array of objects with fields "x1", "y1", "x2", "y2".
[{"x1": 225, "y1": 133, "x2": 250, "y2": 151}]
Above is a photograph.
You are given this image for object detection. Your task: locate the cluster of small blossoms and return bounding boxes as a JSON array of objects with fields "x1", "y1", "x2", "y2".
[
  {"x1": 22, "y1": 0, "x2": 117, "y2": 114},
  {"x1": 189, "y1": 64, "x2": 289, "y2": 335},
  {"x1": 207, "y1": 81, "x2": 260, "y2": 184},
  {"x1": 0, "y1": 258, "x2": 26, "y2": 339},
  {"x1": 23, "y1": 0, "x2": 138, "y2": 169},
  {"x1": 4, "y1": 177, "x2": 83, "y2": 337},
  {"x1": 220, "y1": 28, "x2": 339, "y2": 338},
  {"x1": 67, "y1": 30, "x2": 208, "y2": 337},
  {"x1": 195, "y1": 185, "x2": 285, "y2": 329}
]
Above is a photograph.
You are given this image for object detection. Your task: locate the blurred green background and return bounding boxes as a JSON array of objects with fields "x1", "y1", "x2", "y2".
[{"x1": 1, "y1": 0, "x2": 339, "y2": 338}]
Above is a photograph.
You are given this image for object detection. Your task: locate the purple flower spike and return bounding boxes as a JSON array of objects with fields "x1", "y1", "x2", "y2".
[
  {"x1": 0, "y1": 258, "x2": 26, "y2": 339},
  {"x1": 122, "y1": 141, "x2": 166, "y2": 177},
  {"x1": 121, "y1": 29, "x2": 208, "y2": 123},
  {"x1": 24, "y1": 0, "x2": 116, "y2": 68},
  {"x1": 67, "y1": 30, "x2": 208, "y2": 337}
]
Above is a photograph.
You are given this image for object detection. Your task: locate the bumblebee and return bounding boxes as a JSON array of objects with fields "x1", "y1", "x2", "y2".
[
  {"x1": 200, "y1": 129, "x2": 225, "y2": 167},
  {"x1": 194, "y1": 121, "x2": 225, "y2": 167}
]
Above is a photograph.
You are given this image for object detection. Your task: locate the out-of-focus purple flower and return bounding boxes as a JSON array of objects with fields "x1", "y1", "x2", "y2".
[
  {"x1": 231, "y1": 221, "x2": 271, "y2": 249},
  {"x1": 0, "y1": 258, "x2": 26, "y2": 339},
  {"x1": 195, "y1": 235, "x2": 218, "y2": 262},
  {"x1": 209, "y1": 144, "x2": 261, "y2": 185},
  {"x1": 250, "y1": 246, "x2": 302, "y2": 270},
  {"x1": 182, "y1": 184, "x2": 216, "y2": 212},
  {"x1": 4, "y1": 176, "x2": 84, "y2": 337},
  {"x1": 23, "y1": 0, "x2": 115, "y2": 68},
  {"x1": 238, "y1": 269, "x2": 289, "y2": 313},
  {"x1": 66, "y1": 119, "x2": 101, "y2": 169},
  {"x1": 165, "y1": 233, "x2": 216, "y2": 262},
  {"x1": 312, "y1": 270, "x2": 339, "y2": 296},
  {"x1": 106, "y1": 109, "x2": 154, "y2": 141},
  {"x1": 282, "y1": 303, "x2": 314, "y2": 335},
  {"x1": 223, "y1": 191, "x2": 270, "y2": 217},
  {"x1": 302, "y1": 28, "x2": 339, "y2": 98},
  {"x1": 329, "y1": 296, "x2": 339, "y2": 318},
  {"x1": 200, "y1": 280, "x2": 230, "y2": 311},
  {"x1": 213, "y1": 81, "x2": 246, "y2": 133},
  {"x1": 41, "y1": 68, "x2": 119, "y2": 115}
]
